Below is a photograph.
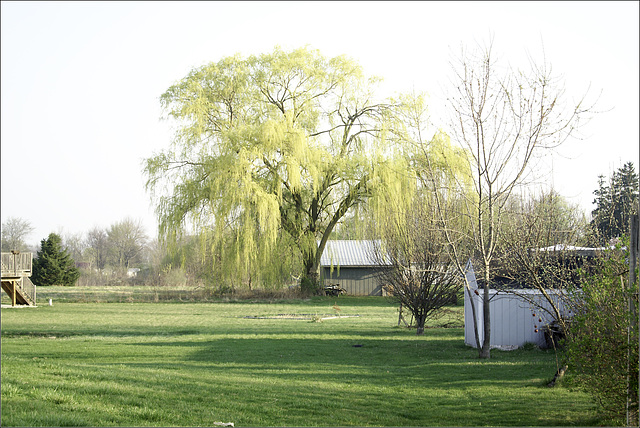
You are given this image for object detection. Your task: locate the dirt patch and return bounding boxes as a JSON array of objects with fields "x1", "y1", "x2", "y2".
[
  {"x1": 1, "y1": 304, "x2": 38, "y2": 309},
  {"x1": 243, "y1": 313, "x2": 360, "y2": 320}
]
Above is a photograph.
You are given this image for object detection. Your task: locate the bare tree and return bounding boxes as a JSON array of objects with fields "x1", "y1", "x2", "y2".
[
  {"x1": 86, "y1": 227, "x2": 109, "y2": 270},
  {"x1": 107, "y1": 218, "x2": 148, "y2": 270},
  {"x1": 62, "y1": 232, "x2": 88, "y2": 264},
  {"x1": 1, "y1": 217, "x2": 35, "y2": 252},
  {"x1": 392, "y1": 41, "x2": 595, "y2": 358},
  {"x1": 438, "y1": 40, "x2": 595, "y2": 358},
  {"x1": 373, "y1": 195, "x2": 461, "y2": 335}
]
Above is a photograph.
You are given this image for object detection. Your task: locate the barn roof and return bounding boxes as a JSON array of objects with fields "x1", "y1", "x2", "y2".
[{"x1": 320, "y1": 240, "x2": 390, "y2": 267}]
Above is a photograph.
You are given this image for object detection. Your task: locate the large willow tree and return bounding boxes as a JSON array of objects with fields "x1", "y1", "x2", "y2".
[{"x1": 145, "y1": 47, "x2": 409, "y2": 289}]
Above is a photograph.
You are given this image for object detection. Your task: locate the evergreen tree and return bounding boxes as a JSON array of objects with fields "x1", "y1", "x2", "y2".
[
  {"x1": 591, "y1": 174, "x2": 614, "y2": 240},
  {"x1": 591, "y1": 162, "x2": 639, "y2": 243},
  {"x1": 32, "y1": 233, "x2": 80, "y2": 286}
]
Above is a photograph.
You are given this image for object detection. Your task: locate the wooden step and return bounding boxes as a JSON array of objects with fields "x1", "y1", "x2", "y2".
[{"x1": 1, "y1": 279, "x2": 35, "y2": 306}]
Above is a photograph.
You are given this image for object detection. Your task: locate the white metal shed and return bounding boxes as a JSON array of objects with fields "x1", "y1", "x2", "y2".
[{"x1": 463, "y1": 261, "x2": 569, "y2": 350}]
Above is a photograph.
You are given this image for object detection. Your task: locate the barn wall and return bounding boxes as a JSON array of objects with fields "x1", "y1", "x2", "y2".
[{"x1": 321, "y1": 266, "x2": 384, "y2": 296}]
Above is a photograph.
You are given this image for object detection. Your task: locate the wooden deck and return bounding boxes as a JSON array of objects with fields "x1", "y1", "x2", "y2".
[{"x1": 1, "y1": 252, "x2": 36, "y2": 306}]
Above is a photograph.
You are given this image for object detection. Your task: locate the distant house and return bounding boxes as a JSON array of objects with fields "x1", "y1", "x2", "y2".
[
  {"x1": 320, "y1": 240, "x2": 391, "y2": 296},
  {"x1": 75, "y1": 262, "x2": 91, "y2": 270},
  {"x1": 127, "y1": 268, "x2": 141, "y2": 278}
]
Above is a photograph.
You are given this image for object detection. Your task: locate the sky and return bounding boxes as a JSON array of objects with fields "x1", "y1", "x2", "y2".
[{"x1": 2, "y1": 1, "x2": 638, "y2": 247}]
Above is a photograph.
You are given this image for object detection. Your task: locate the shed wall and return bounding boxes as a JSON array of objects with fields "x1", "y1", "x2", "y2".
[
  {"x1": 321, "y1": 266, "x2": 384, "y2": 296},
  {"x1": 465, "y1": 288, "x2": 569, "y2": 349}
]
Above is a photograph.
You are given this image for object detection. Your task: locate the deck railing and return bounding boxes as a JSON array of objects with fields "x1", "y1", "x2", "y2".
[
  {"x1": 1, "y1": 252, "x2": 33, "y2": 277},
  {"x1": 20, "y1": 276, "x2": 36, "y2": 304}
]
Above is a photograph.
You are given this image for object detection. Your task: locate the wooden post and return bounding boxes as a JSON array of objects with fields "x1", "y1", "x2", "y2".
[
  {"x1": 11, "y1": 250, "x2": 20, "y2": 277},
  {"x1": 397, "y1": 303, "x2": 409, "y2": 327},
  {"x1": 12, "y1": 280, "x2": 16, "y2": 307}
]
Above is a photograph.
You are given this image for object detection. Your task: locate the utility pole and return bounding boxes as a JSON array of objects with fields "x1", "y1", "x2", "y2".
[{"x1": 628, "y1": 214, "x2": 639, "y2": 427}]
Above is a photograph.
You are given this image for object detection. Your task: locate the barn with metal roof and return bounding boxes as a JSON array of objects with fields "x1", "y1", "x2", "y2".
[{"x1": 320, "y1": 240, "x2": 391, "y2": 296}]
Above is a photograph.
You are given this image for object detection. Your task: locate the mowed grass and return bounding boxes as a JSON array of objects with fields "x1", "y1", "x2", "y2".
[{"x1": 1, "y1": 296, "x2": 598, "y2": 427}]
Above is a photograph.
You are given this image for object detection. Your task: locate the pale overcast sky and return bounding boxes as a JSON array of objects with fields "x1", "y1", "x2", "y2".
[{"x1": 2, "y1": 1, "x2": 638, "y2": 246}]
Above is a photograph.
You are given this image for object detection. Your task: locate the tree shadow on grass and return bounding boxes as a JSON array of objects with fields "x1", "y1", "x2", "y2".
[{"x1": 77, "y1": 335, "x2": 596, "y2": 427}]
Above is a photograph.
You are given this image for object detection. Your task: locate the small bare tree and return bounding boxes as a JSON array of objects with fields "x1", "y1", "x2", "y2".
[
  {"x1": 372, "y1": 196, "x2": 461, "y2": 335},
  {"x1": 412, "y1": 40, "x2": 596, "y2": 358}
]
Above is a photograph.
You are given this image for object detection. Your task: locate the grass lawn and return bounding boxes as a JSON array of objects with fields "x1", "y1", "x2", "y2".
[{"x1": 1, "y1": 294, "x2": 599, "y2": 426}]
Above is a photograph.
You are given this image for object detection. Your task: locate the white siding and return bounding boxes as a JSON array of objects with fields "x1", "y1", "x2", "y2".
[
  {"x1": 465, "y1": 289, "x2": 568, "y2": 349},
  {"x1": 463, "y1": 261, "x2": 570, "y2": 349}
]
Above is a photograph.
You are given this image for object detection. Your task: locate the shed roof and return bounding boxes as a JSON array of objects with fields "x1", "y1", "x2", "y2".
[
  {"x1": 320, "y1": 240, "x2": 390, "y2": 267},
  {"x1": 536, "y1": 244, "x2": 614, "y2": 257}
]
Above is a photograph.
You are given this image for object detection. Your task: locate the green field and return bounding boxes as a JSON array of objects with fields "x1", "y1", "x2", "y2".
[{"x1": 1, "y1": 291, "x2": 599, "y2": 427}]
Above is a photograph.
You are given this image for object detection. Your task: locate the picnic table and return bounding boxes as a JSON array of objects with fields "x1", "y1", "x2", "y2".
[{"x1": 324, "y1": 284, "x2": 346, "y2": 296}]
